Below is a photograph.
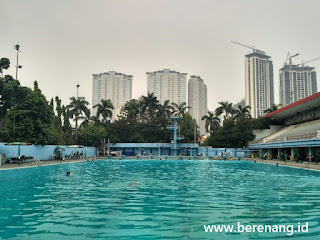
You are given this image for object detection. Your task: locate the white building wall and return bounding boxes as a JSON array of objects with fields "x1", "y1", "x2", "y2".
[
  {"x1": 279, "y1": 65, "x2": 317, "y2": 107},
  {"x1": 188, "y1": 76, "x2": 208, "y2": 135},
  {"x1": 147, "y1": 69, "x2": 187, "y2": 104},
  {"x1": 92, "y1": 71, "x2": 132, "y2": 120},
  {"x1": 245, "y1": 52, "x2": 274, "y2": 118}
]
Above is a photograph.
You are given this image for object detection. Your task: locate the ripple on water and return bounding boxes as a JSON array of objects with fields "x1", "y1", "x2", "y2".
[{"x1": 0, "y1": 160, "x2": 320, "y2": 239}]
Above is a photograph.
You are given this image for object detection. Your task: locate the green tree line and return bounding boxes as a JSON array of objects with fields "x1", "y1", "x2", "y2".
[
  {"x1": 0, "y1": 59, "x2": 198, "y2": 146},
  {"x1": 202, "y1": 101, "x2": 277, "y2": 148},
  {"x1": 0, "y1": 56, "x2": 275, "y2": 147}
]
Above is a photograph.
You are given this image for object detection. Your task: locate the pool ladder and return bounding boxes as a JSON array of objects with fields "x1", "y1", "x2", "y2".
[{"x1": 32, "y1": 159, "x2": 42, "y2": 166}]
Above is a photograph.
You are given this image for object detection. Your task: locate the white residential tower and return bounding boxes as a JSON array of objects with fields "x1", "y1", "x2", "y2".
[
  {"x1": 92, "y1": 71, "x2": 132, "y2": 120},
  {"x1": 147, "y1": 69, "x2": 187, "y2": 104},
  {"x1": 188, "y1": 76, "x2": 208, "y2": 135},
  {"x1": 245, "y1": 51, "x2": 274, "y2": 118},
  {"x1": 279, "y1": 65, "x2": 317, "y2": 106}
]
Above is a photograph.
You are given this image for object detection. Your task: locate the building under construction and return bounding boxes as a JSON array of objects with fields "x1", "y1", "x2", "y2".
[
  {"x1": 232, "y1": 41, "x2": 274, "y2": 118},
  {"x1": 279, "y1": 64, "x2": 317, "y2": 107}
]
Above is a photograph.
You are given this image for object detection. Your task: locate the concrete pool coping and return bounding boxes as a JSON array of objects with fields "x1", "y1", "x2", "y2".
[
  {"x1": 1, "y1": 156, "x2": 320, "y2": 172},
  {"x1": 0, "y1": 157, "x2": 97, "y2": 170},
  {"x1": 246, "y1": 158, "x2": 320, "y2": 172}
]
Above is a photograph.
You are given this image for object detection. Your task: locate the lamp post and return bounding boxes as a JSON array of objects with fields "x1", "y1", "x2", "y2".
[
  {"x1": 194, "y1": 119, "x2": 197, "y2": 144},
  {"x1": 288, "y1": 53, "x2": 299, "y2": 104},
  {"x1": 76, "y1": 84, "x2": 80, "y2": 100},
  {"x1": 14, "y1": 44, "x2": 22, "y2": 81},
  {"x1": 75, "y1": 84, "x2": 80, "y2": 144}
]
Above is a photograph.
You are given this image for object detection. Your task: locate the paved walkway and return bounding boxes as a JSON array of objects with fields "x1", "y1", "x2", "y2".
[
  {"x1": 0, "y1": 158, "x2": 96, "y2": 170},
  {"x1": 246, "y1": 158, "x2": 320, "y2": 171}
]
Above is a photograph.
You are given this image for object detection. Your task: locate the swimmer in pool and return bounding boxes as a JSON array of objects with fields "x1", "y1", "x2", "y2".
[{"x1": 66, "y1": 171, "x2": 70, "y2": 176}]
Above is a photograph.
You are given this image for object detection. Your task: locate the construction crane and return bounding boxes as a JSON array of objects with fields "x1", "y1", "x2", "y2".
[
  {"x1": 231, "y1": 41, "x2": 265, "y2": 54},
  {"x1": 298, "y1": 57, "x2": 320, "y2": 67},
  {"x1": 285, "y1": 52, "x2": 299, "y2": 65},
  {"x1": 283, "y1": 52, "x2": 299, "y2": 104}
]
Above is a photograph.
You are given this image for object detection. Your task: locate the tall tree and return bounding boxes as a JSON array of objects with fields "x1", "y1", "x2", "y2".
[
  {"x1": 215, "y1": 101, "x2": 235, "y2": 120},
  {"x1": 202, "y1": 111, "x2": 220, "y2": 133},
  {"x1": 54, "y1": 96, "x2": 63, "y2": 126},
  {"x1": 34, "y1": 81, "x2": 39, "y2": 91},
  {"x1": 207, "y1": 118, "x2": 255, "y2": 148},
  {"x1": 94, "y1": 99, "x2": 114, "y2": 123},
  {"x1": 61, "y1": 105, "x2": 71, "y2": 130},
  {"x1": 0, "y1": 81, "x2": 55, "y2": 144},
  {"x1": 79, "y1": 124, "x2": 107, "y2": 146},
  {"x1": 0, "y1": 76, "x2": 21, "y2": 121},
  {"x1": 49, "y1": 98, "x2": 54, "y2": 112},
  {"x1": 79, "y1": 109, "x2": 96, "y2": 129},
  {"x1": 141, "y1": 92, "x2": 159, "y2": 122},
  {"x1": 179, "y1": 112, "x2": 198, "y2": 143},
  {"x1": 55, "y1": 97, "x2": 62, "y2": 117},
  {"x1": 67, "y1": 96, "x2": 89, "y2": 143},
  {"x1": 264, "y1": 104, "x2": 282, "y2": 114},
  {"x1": 119, "y1": 99, "x2": 140, "y2": 122},
  {"x1": 172, "y1": 102, "x2": 189, "y2": 118},
  {"x1": 233, "y1": 105, "x2": 251, "y2": 123},
  {"x1": 0, "y1": 58, "x2": 10, "y2": 77},
  {"x1": 157, "y1": 100, "x2": 173, "y2": 120}
]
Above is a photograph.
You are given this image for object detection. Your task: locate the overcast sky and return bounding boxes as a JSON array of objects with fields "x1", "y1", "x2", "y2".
[{"x1": 1, "y1": 0, "x2": 320, "y2": 111}]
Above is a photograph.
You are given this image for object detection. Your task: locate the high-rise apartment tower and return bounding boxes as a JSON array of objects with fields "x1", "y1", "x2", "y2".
[
  {"x1": 279, "y1": 65, "x2": 317, "y2": 106},
  {"x1": 92, "y1": 71, "x2": 132, "y2": 120},
  {"x1": 188, "y1": 76, "x2": 208, "y2": 135},
  {"x1": 147, "y1": 69, "x2": 187, "y2": 104},
  {"x1": 245, "y1": 51, "x2": 274, "y2": 118}
]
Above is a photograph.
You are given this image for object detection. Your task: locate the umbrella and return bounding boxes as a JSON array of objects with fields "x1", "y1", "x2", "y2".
[
  {"x1": 68, "y1": 145, "x2": 85, "y2": 159},
  {"x1": 5, "y1": 142, "x2": 31, "y2": 158},
  {"x1": 67, "y1": 145, "x2": 84, "y2": 148},
  {"x1": 56, "y1": 146, "x2": 66, "y2": 152},
  {"x1": 54, "y1": 146, "x2": 66, "y2": 159}
]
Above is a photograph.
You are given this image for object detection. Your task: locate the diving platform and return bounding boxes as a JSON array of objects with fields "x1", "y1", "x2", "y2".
[{"x1": 166, "y1": 116, "x2": 184, "y2": 155}]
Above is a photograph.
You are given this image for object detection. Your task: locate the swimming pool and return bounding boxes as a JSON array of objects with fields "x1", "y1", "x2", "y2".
[{"x1": 0, "y1": 160, "x2": 320, "y2": 239}]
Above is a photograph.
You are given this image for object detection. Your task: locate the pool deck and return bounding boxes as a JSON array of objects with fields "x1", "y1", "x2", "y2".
[
  {"x1": 1, "y1": 156, "x2": 320, "y2": 172},
  {"x1": 0, "y1": 158, "x2": 96, "y2": 170},
  {"x1": 246, "y1": 158, "x2": 320, "y2": 171}
]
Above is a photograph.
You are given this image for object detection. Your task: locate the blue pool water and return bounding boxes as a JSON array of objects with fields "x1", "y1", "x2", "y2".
[{"x1": 0, "y1": 160, "x2": 320, "y2": 239}]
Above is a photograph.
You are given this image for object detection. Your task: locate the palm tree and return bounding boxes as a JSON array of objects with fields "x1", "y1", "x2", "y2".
[
  {"x1": 215, "y1": 101, "x2": 235, "y2": 120},
  {"x1": 141, "y1": 92, "x2": 159, "y2": 122},
  {"x1": 201, "y1": 111, "x2": 220, "y2": 133},
  {"x1": 233, "y1": 105, "x2": 251, "y2": 123},
  {"x1": 119, "y1": 99, "x2": 140, "y2": 122},
  {"x1": 67, "y1": 96, "x2": 89, "y2": 143},
  {"x1": 79, "y1": 109, "x2": 93, "y2": 129},
  {"x1": 94, "y1": 99, "x2": 114, "y2": 122},
  {"x1": 172, "y1": 102, "x2": 189, "y2": 118},
  {"x1": 55, "y1": 96, "x2": 63, "y2": 126},
  {"x1": 90, "y1": 116, "x2": 101, "y2": 126},
  {"x1": 61, "y1": 105, "x2": 71, "y2": 130},
  {"x1": 157, "y1": 100, "x2": 173, "y2": 119},
  {"x1": 264, "y1": 104, "x2": 282, "y2": 114}
]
